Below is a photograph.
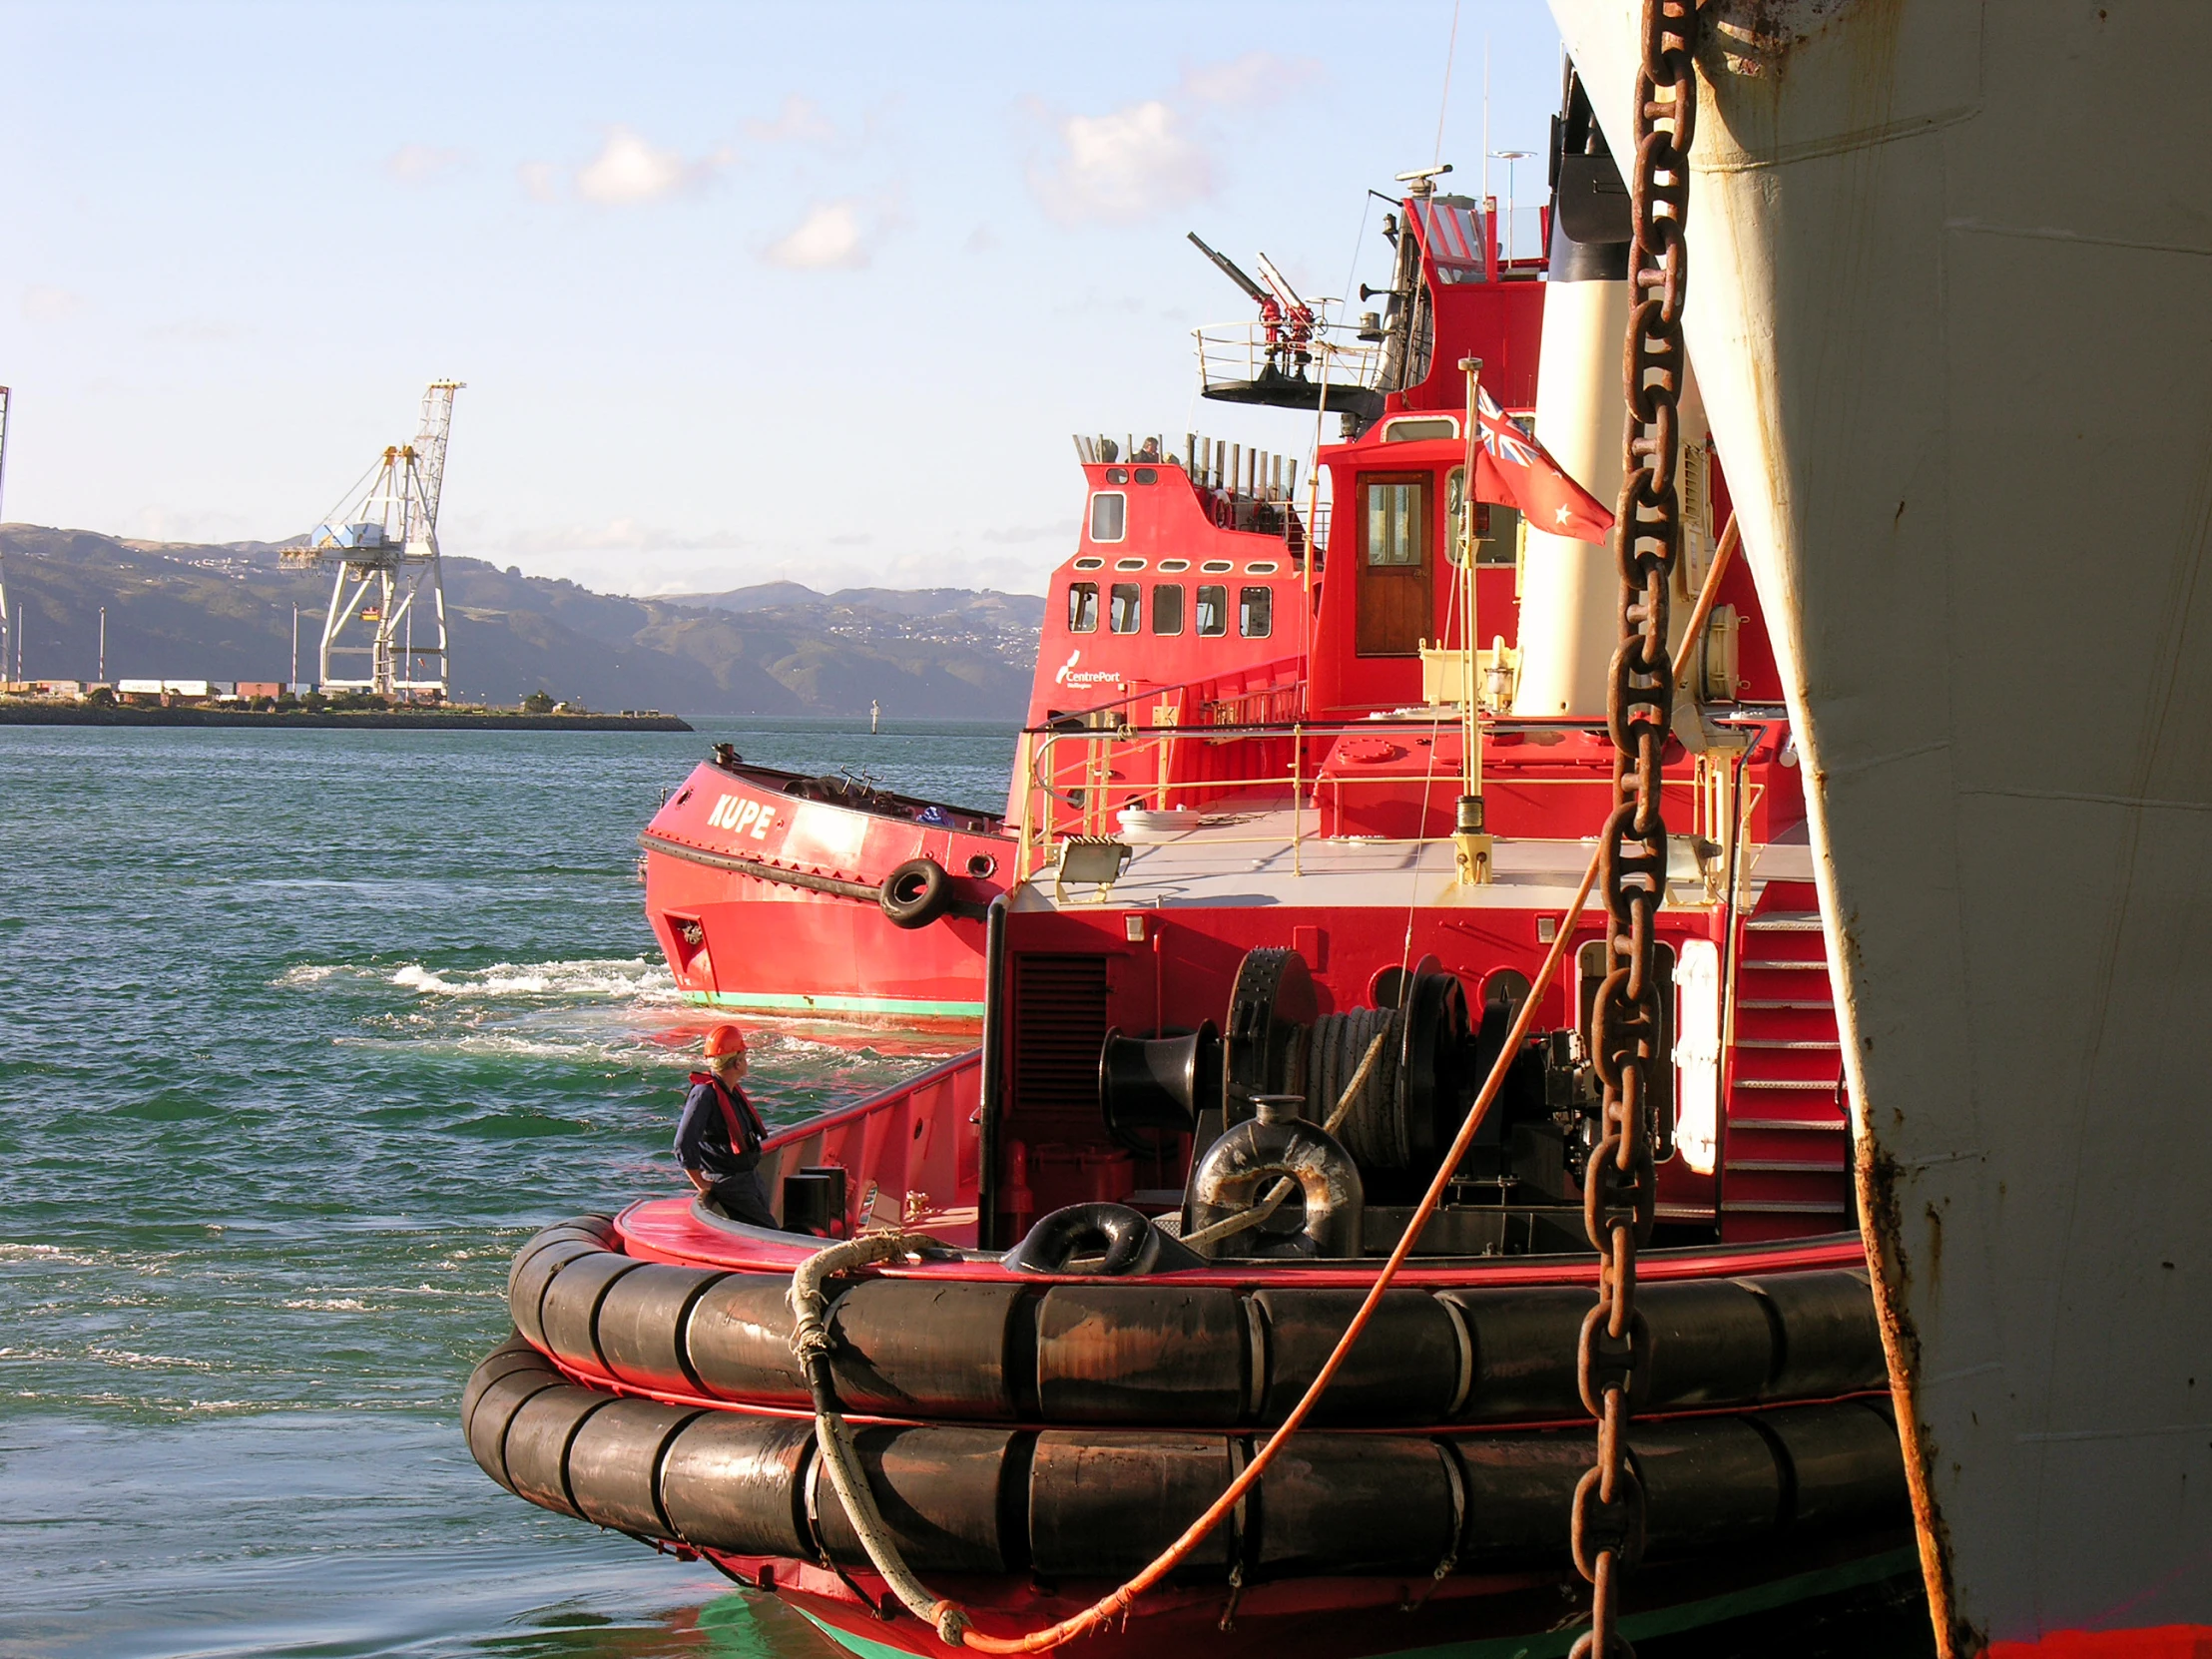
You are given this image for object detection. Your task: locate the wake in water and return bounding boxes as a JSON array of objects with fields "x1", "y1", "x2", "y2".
[{"x1": 275, "y1": 956, "x2": 681, "y2": 1001}]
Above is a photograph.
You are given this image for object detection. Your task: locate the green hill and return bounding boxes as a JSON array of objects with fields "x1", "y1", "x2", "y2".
[{"x1": 0, "y1": 526, "x2": 1042, "y2": 717}]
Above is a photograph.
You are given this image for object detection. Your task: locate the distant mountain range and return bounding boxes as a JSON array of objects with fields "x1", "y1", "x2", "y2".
[{"x1": 0, "y1": 525, "x2": 1044, "y2": 717}]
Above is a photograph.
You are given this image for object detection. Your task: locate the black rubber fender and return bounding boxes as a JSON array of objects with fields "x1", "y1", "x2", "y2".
[
  {"x1": 465, "y1": 1359, "x2": 568, "y2": 1494},
  {"x1": 658, "y1": 1410, "x2": 816, "y2": 1557},
  {"x1": 506, "y1": 1216, "x2": 616, "y2": 1300},
  {"x1": 538, "y1": 1251, "x2": 645, "y2": 1374},
  {"x1": 566, "y1": 1396, "x2": 704, "y2": 1536},
  {"x1": 503, "y1": 1384, "x2": 612, "y2": 1519},
  {"x1": 1033, "y1": 1284, "x2": 1249, "y2": 1423},
  {"x1": 464, "y1": 1342, "x2": 1909, "y2": 1581},
  {"x1": 509, "y1": 1238, "x2": 604, "y2": 1350},
  {"x1": 1027, "y1": 1431, "x2": 1239, "y2": 1577},
  {"x1": 1254, "y1": 1288, "x2": 1467, "y2": 1425},
  {"x1": 828, "y1": 1279, "x2": 1027, "y2": 1417},
  {"x1": 879, "y1": 857, "x2": 954, "y2": 929},
  {"x1": 810, "y1": 1424, "x2": 1023, "y2": 1574},
  {"x1": 595, "y1": 1262, "x2": 727, "y2": 1396},
  {"x1": 682, "y1": 1274, "x2": 813, "y2": 1406},
  {"x1": 1002, "y1": 1203, "x2": 1202, "y2": 1278}
]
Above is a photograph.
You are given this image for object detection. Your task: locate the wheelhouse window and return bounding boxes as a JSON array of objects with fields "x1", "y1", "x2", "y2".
[
  {"x1": 1109, "y1": 583, "x2": 1142, "y2": 634},
  {"x1": 1446, "y1": 469, "x2": 1522, "y2": 566},
  {"x1": 1067, "y1": 582, "x2": 1099, "y2": 633},
  {"x1": 1152, "y1": 583, "x2": 1185, "y2": 636},
  {"x1": 1240, "y1": 586, "x2": 1273, "y2": 638},
  {"x1": 1196, "y1": 584, "x2": 1228, "y2": 637},
  {"x1": 1090, "y1": 492, "x2": 1127, "y2": 542},
  {"x1": 1366, "y1": 482, "x2": 1422, "y2": 565}
]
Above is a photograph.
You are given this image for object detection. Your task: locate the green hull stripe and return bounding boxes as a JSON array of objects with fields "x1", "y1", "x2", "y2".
[
  {"x1": 793, "y1": 1548, "x2": 1920, "y2": 1659},
  {"x1": 684, "y1": 989, "x2": 984, "y2": 1018}
]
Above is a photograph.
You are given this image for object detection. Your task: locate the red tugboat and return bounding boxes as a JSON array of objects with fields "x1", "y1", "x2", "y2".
[
  {"x1": 472, "y1": 111, "x2": 1910, "y2": 1657},
  {"x1": 639, "y1": 173, "x2": 1540, "y2": 1031}
]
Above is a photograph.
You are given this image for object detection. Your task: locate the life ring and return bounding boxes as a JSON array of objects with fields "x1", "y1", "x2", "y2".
[
  {"x1": 1002, "y1": 1202, "x2": 1201, "y2": 1277},
  {"x1": 879, "y1": 857, "x2": 953, "y2": 929}
]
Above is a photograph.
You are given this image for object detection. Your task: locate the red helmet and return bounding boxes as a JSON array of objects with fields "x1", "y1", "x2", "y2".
[{"x1": 703, "y1": 1022, "x2": 749, "y2": 1059}]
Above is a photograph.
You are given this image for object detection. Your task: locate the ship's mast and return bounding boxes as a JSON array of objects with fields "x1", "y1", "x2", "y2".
[{"x1": 285, "y1": 379, "x2": 463, "y2": 699}]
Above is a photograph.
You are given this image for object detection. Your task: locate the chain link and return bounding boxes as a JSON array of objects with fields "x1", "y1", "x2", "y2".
[{"x1": 1570, "y1": 4, "x2": 1699, "y2": 1656}]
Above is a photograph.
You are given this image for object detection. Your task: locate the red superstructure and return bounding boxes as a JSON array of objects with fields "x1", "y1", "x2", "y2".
[{"x1": 482, "y1": 151, "x2": 1910, "y2": 1659}]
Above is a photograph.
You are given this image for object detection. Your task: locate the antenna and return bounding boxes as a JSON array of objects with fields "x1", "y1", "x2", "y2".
[{"x1": 284, "y1": 379, "x2": 464, "y2": 701}]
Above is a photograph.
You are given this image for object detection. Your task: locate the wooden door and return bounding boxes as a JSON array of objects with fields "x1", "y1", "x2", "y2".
[{"x1": 1357, "y1": 473, "x2": 1431, "y2": 656}]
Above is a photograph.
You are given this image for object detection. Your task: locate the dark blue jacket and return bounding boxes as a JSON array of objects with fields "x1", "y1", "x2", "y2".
[{"x1": 674, "y1": 1072, "x2": 767, "y2": 1179}]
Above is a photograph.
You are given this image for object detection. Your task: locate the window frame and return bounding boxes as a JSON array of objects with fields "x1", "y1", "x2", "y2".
[
  {"x1": 1151, "y1": 582, "x2": 1185, "y2": 636},
  {"x1": 1239, "y1": 585, "x2": 1273, "y2": 639},
  {"x1": 1108, "y1": 582, "x2": 1142, "y2": 635},
  {"x1": 1196, "y1": 583, "x2": 1229, "y2": 637},
  {"x1": 1089, "y1": 491, "x2": 1128, "y2": 543},
  {"x1": 1067, "y1": 581, "x2": 1099, "y2": 633}
]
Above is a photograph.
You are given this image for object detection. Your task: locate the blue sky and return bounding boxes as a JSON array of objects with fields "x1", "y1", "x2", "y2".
[{"x1": 0, "y1": 0, "x2": 1566, "y2": 597}]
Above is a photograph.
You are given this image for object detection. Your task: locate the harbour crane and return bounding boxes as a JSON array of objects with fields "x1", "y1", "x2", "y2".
[{"x1": 285, "y1": 379, "x2": 463, "y2": 699}]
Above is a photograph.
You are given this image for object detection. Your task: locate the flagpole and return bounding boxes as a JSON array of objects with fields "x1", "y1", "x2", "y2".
[{"x1": 1455, "y1": 354, "x2": 1491, "y2": 886}]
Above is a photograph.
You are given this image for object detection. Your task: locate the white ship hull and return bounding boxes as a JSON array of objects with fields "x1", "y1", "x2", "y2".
[{"x1": 1548, "y1": 1, "x2": 2212, "y2": 1649}]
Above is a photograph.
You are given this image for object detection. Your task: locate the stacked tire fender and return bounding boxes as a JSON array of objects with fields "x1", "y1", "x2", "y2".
[{"x1": 466, "y1": 1216, "x2": 1910, "y2": 1580}]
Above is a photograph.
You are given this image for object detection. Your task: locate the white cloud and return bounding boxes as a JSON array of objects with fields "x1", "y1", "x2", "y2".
[
  {"x1": 387, "y1": 144, "x2": 465, "y2": 185},
  {"x1": 1028, "y1": 100, "x2": 1211, "y2": 227},
  {"x1": 746, "y1": 95, "x2": 836, "y2": 146},
  {"x1": 22, "y1": 284, "x2": 84, "y2": 322},
  {"x1": 514, "y1": 128, "x2": 735, "y2": 207},
  {"x1": 1178, "y1": 51, "x2": 1324, "y2": 108},
  {"x1": 576, "y1": 126, "x2": 733, "y2": 204},
  {"x1": 764, "y1": 200, "x2": 869, "y2": 271}
]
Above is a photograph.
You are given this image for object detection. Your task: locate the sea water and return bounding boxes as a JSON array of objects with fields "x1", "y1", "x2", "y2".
[
  {"x1": 0, "y1": 718, "x2": 1001, "y2": 1659},
  {"x1": 0, "y1": 719, "x2": 1934, "y2": 1659}
]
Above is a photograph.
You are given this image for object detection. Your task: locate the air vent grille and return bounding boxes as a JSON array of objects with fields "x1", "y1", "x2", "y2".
[{"x1": 1011, "y1": 953, "x2": 1109, "y2": 1123}]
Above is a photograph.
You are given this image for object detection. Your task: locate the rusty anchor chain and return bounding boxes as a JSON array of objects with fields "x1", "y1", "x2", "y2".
[{"x1": 1570, "y1": 3, "x2": 1701, "y2": 1656}]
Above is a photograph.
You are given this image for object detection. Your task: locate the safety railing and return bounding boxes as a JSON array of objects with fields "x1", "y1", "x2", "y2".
[
  {"x1": 1013, "y1": 688, "x2": 1753, "y2": 888},
  {"x1": 1192, "y1": 320, "x2": 1380, "y2": 404},
  {"x1": 759, "y1": 1050, "x2": 982, "y2": 1236}
]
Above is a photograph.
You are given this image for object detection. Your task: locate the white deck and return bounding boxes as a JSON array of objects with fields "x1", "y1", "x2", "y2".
[{"x1": 1015, "y1": 801, "x2": 1813, "y2": 913}]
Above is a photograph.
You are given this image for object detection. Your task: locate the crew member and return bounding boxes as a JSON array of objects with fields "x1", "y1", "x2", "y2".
[{"x1": 675, "y1": 1023, "x2": 776, "y2": 1228}]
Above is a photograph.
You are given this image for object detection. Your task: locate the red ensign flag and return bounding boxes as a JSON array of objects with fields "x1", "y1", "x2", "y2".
[{"x1": 1472, "y1": 385, "x2": 1615, "y2": 545}]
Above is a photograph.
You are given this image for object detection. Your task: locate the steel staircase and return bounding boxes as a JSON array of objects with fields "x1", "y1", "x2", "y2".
[{"x1": 1720, "y1": 879, "x2": 1854, "y2": 1241}]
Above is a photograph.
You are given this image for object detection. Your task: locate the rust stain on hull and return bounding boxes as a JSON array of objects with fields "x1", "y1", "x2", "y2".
[{"x1": 1857, "y1": 1133, "x2": 1982, "y2": 1657}]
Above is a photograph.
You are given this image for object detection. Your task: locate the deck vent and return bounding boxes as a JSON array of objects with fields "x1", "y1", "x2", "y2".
[{"x1": 1011, "y1": 953, "x2": 1110, "y2": 1128}]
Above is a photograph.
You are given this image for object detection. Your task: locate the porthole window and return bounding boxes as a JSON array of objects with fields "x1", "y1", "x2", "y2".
[
  {"x1": 1134, "y1": 467, "x2": 1158, "y2": 484},
  {"x1": 1074, "y1": 555, "x2": 1104, "y2": 570},
  {"x1": 1240, "y1": 586, "x2": 1273, "y2": 638},
  {"x1": 1152, "y1": 583, "x2": 1185, "y2": 636},
  {"x1": 1068, "y1": 582, "x2": 1099, "y2": 633},
  {"x1": 1196, "y1": 584, "x2": 1228, "y2": 637},
  {"x1": 1200, "y1": 558, "x2": 1233, "y2": 573},
  {"x1": 1105, "y1": 467, "x2": 1129, "y2": 484},
  {"x1": 1090, "y1": 492, "x2": 1127, "y2": 542},
  {"x1": 1159, "y1": 558, "x2": 1191, "y2": 573},
  {"x1": 1109, "y1": 583, "x2": 1142, "y2": 634},
  {"x1": 1114, "y1": 557, "x2": 1146, "y2": 571},
  {"x1": 1246, "y1": 560, "x2": 1280, "y2": 574}
]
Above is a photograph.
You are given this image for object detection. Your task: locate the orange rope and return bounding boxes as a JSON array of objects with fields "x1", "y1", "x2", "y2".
[{"x1": 941, "y1": 516, "x2": 1744, "y2": 1652}]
